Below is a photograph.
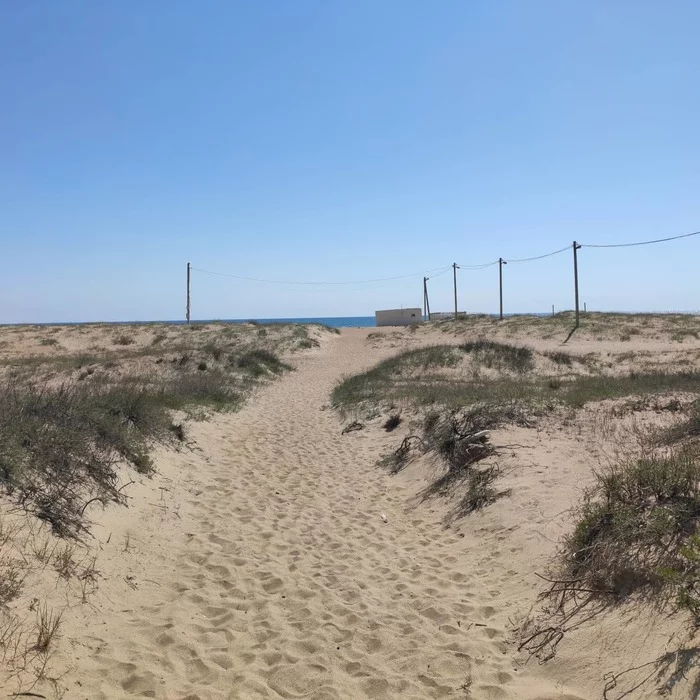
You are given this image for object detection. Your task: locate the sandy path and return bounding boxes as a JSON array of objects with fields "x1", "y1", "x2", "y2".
[{"x1": 65, "y1": 331, "x2": 588, "y2": 699}]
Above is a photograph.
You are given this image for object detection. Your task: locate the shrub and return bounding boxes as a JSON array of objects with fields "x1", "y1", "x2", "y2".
[
  {"x1": 236, "y1": 349, "x2": 291, "y2": 377},
  {"x1": 113, "y1": 334, "x2": 135, "y2": 346},
  {"x1": 383, "y1": 414, "x2": 402, "y2": 432},
  {"x1": 543, "y1": 350, "x2": 573, "y2": 366},
  {"x1": 665, "y1": 399, "x2": 700, "y2": 443},
  {"x1": 460, "y1": 340, "x2": 534, "y2": 373},
  {"x1": 0, "y1": 372, "x2": 244, "y2": 536},
  {"x1": 202, "y1": 342, "x2": 223, "y2": 361},
  {"x1": 563, "y1": 447, "x2": 700, "y2": 604}
]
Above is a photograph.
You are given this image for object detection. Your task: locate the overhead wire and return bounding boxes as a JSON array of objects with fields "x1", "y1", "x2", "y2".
[
  {"x1": 190, "y1": 227, "x2": 700, "y2": 287},
  {"x1": 581, "y1": 230, "x2": 700, "y2": 248},
  {"x1": 425, "y1": 266, "x2": 453, "y2": 279},
  {"x1": 190, "y1": 264, "x2": 453, "y2": 286},
  {"x1": 455, "y1": 260, "x2": 500, "y2": 270},
  {"x1": 504, "y1": 246, "x2": 570, "y2": 264}
]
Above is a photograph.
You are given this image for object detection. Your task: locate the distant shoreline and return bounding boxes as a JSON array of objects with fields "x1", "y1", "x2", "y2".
[{"x1": 2, "y1": 310, "x2": 700, "y2": 329}]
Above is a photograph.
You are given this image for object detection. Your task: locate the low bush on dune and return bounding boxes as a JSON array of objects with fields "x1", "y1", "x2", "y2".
[
  {"x1": 0, "y1": 345, "x2": 292, "y2": 536},
  {"x1": 377, "y1": 404, "x2": 527, "y2": 519},
  {"x1": 543, "y1": 350, "x2": 574, "y2": 366},
  {"x1": 113, "y1": 333, "x2": 135, "y2": 346},
  {"x1": 550, "y1": 446, "x2": 700, "y2": 622},
  {"x1": 665, "y1": 398, "x2": 700, "y2": 443},
  {"x1": 460, "y1": 339, "x2": 534, "y2": 373},
  {"x1": 0, "y1": 380, "x2": 167, "y2": 536},
  {"x1": 235, "y1": 349, "x2": 291, "y2": 377},
  {"x1": 332, "y1": 340, "x2": 700, "y2": 417}
]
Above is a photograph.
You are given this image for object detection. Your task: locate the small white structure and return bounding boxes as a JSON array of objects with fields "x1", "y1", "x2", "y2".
[{"x1": 375, "y1": 308, "x2": 422, "y2": 327}]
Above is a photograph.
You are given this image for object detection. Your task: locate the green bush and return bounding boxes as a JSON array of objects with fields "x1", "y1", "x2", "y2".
[
  {"x1": 460, "y1": 340, "x2": 534, "y2": 373},
  {"x1": 236, "y1": 349, "x2": 291, "y2": 377},
  {"x1": 564, "y1": 448, "x2": 700, "y2": 604}
]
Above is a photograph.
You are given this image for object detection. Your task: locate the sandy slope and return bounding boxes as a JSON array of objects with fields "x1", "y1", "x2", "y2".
[
  {"x1": 15, "y1": 324, "x2": 696, "y2": 699},
  {"x1": 37, "y1": 328, "x2": 588, "y2": 700}
]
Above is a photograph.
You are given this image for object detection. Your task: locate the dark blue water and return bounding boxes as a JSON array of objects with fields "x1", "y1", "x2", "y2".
[
  {"x1": 3, "y1": 316, "x2": 377, "y2": 328},
  {"x1": 227, "y1": 316, "x2": 376, "y2": 328}
]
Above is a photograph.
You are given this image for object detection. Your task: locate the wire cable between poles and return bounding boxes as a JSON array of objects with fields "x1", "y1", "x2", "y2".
[
  {"x1": 504, "y1": 246, "x2": 570, "y2": 264},
  {"x1": 581, "y1": 230, "x2": 700, "y2": 248},
  {"x1": 189, "y1": 265, "x2": 453, "y2": 286}
]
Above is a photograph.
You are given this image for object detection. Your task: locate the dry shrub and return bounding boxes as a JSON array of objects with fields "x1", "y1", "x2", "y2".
[
  {"x1": 378, "y1": 405, "x2": 512, "y2": 517},
  {"x1": 383, "y1": 413, "x2": 402, "y2": 432},
  {"x1": 557, "y1": 444, "x2": 700, "y2": 618},
  {"x1": 235, "y1": 349, "x2": 291, "y2": 377},
  {"x1": 460, "y1": 339, "x2": 534, "y2": 373},
  {"x1": 113, "y1": 333, "x2": 135, "y2": 346},
  {"x1": 543, "y1": 350, "x2": 574, "y2": 366}
]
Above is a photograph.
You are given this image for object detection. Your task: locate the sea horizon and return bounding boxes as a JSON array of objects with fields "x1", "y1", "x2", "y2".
[{"x1": 3, "y1": 310, "x2": 699, "y2": 329}]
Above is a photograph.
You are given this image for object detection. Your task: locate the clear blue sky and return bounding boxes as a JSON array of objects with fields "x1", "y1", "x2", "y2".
[{"x1": 2, "y1": 1, "x2": 699, "y2": 322}]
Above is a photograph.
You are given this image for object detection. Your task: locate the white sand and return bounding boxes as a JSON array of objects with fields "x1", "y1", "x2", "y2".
[{"x1": 4, "y1": 324, "x2": 700, "y2": 698}]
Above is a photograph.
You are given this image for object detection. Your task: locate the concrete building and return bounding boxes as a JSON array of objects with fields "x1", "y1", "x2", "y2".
[{"x1": 375, "y1": 308, "x2": 422, "y2": 326}]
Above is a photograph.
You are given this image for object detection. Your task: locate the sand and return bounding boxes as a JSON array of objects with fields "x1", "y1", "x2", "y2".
[{"x1": 3, "y1": 321, "x2": 700, "y2": 698}]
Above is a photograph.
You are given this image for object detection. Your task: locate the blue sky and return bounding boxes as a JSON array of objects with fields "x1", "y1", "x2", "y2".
[{"x1": 2, "y1": 1, "x2": 699, "y2": 322}]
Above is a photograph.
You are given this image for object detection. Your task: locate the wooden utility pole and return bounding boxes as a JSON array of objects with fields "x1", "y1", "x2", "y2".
[
  {"x1": 186, "y1": 262, "x2": 191, "y2": 324},
  {"x1": 423, "y1": 277, "x2": 431, "y2": 320},
  {"x1": 498, "y1": 258, "x2": 507, "y2": 320},
  {"x1": 573, "y1": 241, "x2": 581, "y2": 328},
  {"x1": 453, "y1": 263, "x2": 459, "y2": 320}
]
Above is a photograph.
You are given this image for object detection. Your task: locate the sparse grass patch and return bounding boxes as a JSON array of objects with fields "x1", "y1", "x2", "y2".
[
  {"x1": 562, "y1": 447, "x2": 700, "y2": 603},
  {"x1": 460, "y1": 340, "x2": 534, "y2": 373},
  {"x1": 297, "y1": 338, "x2": 319, "y2": 350},
  {"x1": 113, "y1": 333, "x2": 135, "y2": 346},
  {"x1": 202, "y1": 342, "x2": 224, "y2": 361},
  {"x1": 378, "y1": 407, "x2": 512, "y2": 519},
  {"x1": 236, "y1": 349, "x2": 291, "y2": 377},
  {"x1": 39, "y1": 338, "x2": 59, "y2": 347},
  {"x1": 543, "y1": 350, "x2": 573, "y2": 366},
  {"x1": 383, "y1": 413, "x2": 402, "y2": 432},
  {"x1": 34, "y1": 604, "x2": 61, "y2": 653},
  {"x1": 0, "y1": 369, "x2": 249, "y2": 534},
  {"x1": 664, "y1": 399, "x2": 700, "y2": 443}
]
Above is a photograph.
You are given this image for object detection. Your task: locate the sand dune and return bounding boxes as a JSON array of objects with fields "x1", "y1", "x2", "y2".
[
  {"x1": 38, "y1": 329, "x2": 586, "y2": 699},
  {"x1": 5, "y1": 323, "x2": 700, "y2": 698}
]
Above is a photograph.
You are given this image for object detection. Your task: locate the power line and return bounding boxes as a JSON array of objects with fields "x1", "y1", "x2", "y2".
[
  {"x1": 454, "y1": 260, "x2": 499, "y2": 270},
  {"x1": 189, "y1": 226, "x2": 700, "y2": 291},
  {"x1": 504, "y1": 246, "x2": 570, "y2": 264},
  {"x1": 582, "y1": 230, "x2": 700, "y2": 248},
  {"x1": 426, "y1": 266, "x2": 453, "y2": 279},
  {"x1": 189, "y1": 264, "x2": 453, "y2": 286}
]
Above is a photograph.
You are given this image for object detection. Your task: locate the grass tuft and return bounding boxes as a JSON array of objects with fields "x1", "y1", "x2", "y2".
[
  {"x1": 113, "y1": 334, "x2": 135, "y2": 346},
  {"x1": 460, "y1": 340, "x2": 534, "y2": 373},
  {"x1": 236, "y1": 349, "x2": 291, "y2": 377},
  {"x1": 383, "y1": 413, "x2": 402, "y2": 432},
  {"x1": 564, "y1": 447, "x2": 700, "y2": 601}
]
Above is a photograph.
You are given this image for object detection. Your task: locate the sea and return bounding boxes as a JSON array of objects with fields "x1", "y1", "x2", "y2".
[
  {"x1": 4, "y1": 316, "x2": 379, "y2": 328},
  {"x1": 229, "y1": 316, "x2": 376, "y2": 328}
]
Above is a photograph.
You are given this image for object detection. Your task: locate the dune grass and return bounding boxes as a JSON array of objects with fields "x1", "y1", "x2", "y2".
[
  {"x1": 333, "y1": 342, "x2": 700, "y2": 416},
  {"x1": 0, "y1": 322, "x2": 324, "y2": 536}
]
